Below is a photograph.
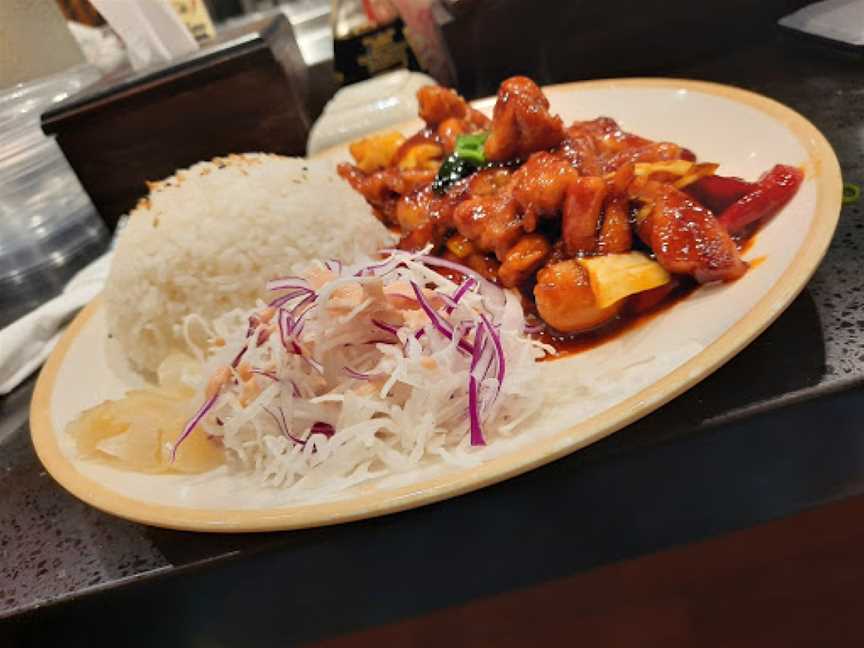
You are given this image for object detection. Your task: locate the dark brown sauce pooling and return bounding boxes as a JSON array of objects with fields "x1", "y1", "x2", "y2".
[
  {"x1": 530, "y1": 213, "x2": 772, "y2": 359},
  {"x1": 421, "y1": 213, "x2": 767, "y2": 361},
  {"x1": 430, "y1": 240, "x2": 763, "y2": 360}
]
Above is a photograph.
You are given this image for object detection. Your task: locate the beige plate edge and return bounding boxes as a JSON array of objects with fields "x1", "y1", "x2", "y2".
[{"x1": 29, "y1": 78, "x2": 842, "y2": 532}]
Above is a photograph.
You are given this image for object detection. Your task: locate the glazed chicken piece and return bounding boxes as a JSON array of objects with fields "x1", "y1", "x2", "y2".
[
  {"x1": 437, "y1": 117, "x2": 466, "y2": 152},
  {"x1": 337, "y1": 164, "x2": 436, "y2": 226},
  {"x1": 562, "y1": 176, "x2": 607, "y2": 255},
  {"x1": 484, "y1": 77, "x2": 565, "y2": 162},
  {"x1": 498, "y1": 234, "x2": 551, "y2": 288},
  {"x1": 417, "y1": 85, "x2": 469, "y2": 125},
  {"x1": 453, "y1": 191, "x2": 523, "y2": 260},
  {"x1": 417, "y1": 86, "x2": 490, "y2": 134},
  {"x1": 382, "y1": 167, "x2": 438, "y2": 195},
  {"x1": 512, "y1": 152, "x2": 579, "y2": 232},
  {"x1": 601, "y1": 141, "x2": 691, "y2": 174},
  {"x1": 441, "y1": 235, "x2": 502, "y2": 282},
  {"x1": 336, "y1": 77, "x2": 800, "y2": 342},
  {"x1": 572, "y1": 117, "x2": 651, "y2": 155},
  {"x1": 416, "y1": 86, "x2": 491, "y2": 152},
  {"x1": 566, "y1": 118, "x2": 691, "y2": 174},
  {"x1": 463, "y1": 252, "x2": 501, "y2": 282},
  {"x1": 399, "y1": 168, "x2": 513, "y2": 253},
  {"x1": 337, "y1": 163, "x2": 396, "y2": 219},
  {"x1": 559, "y1": 127, "x2": 602, "y2": 176},
  {"x1": 630, "y1": 178, "x2": 747, "y2": 283},
  {"x1": 469, "y1": 167, "x2": 513, "y2": 196},
  {"x1": 436, "y1": 112, "x2": 492, "y2": 152},
  {"x1": 596, "y1": 194, "x2": 632, "y2": 254},
  {"x1": 395, "y1": 185, "x2": 455, "y2": 235},
  {"x1": 452, "y1": 167, "x2": 525, "y2": 259},
  {"x1": 533, "y1": 260, "x2": 623, "y2": 333},
  {"x1": 390, "y1": 129, "x2": 443, "y2": 168}
]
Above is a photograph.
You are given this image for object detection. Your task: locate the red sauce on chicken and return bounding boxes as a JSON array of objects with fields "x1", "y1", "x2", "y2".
[{"x1": 338, "y1": 76, "x2": 803, "y2": 354}]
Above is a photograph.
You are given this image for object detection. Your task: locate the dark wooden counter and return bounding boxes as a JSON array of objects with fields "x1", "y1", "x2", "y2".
[{"x1": 315, "y1": 488, "x2": 864, "y2": 647}]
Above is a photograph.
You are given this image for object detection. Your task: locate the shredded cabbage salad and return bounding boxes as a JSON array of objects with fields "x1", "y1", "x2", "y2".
[{"x1": 177, "y1": 248, "x2": 549, "y2": 493}]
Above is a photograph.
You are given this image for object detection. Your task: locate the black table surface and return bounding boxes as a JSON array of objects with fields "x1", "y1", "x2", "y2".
[{"x1": 2, "y1": 35, "x2": 863, "y2": 645}]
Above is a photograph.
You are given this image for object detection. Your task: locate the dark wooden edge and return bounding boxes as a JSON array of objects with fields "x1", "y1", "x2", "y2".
[
  {"x1": 41, "y1": 15, "x2": 291, "y2": 132},
  {"x1": 313, "y1": 493, "x2": 864, "y2": 646}
]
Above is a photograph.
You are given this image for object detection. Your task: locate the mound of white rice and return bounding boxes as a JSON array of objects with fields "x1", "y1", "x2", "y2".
[{"x1": 105, "y1": 153, "x2": 394, "y2": 376}]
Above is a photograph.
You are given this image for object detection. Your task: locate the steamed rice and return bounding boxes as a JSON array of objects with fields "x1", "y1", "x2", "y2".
[{"x1": 105, "y1": 153, "x2": 394, "y2": 376}]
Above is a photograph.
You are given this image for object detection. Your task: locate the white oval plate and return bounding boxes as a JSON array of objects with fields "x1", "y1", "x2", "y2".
[{"x1": 31, "y1": 79, "x2": 841, "y2": 532}]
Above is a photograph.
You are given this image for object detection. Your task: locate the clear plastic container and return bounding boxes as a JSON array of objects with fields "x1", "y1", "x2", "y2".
[
  {"x1": 0, "y1": 64, "x2": 109, "y2": 320},
  {"x1": 0, "y1": 204, "x2": 108, "y2": 324},
  {"x1": 0, "y1": 64, "x2": 100, "y2": 132},
  {"x1": 0, "y1": 128, "x2": 106, "y2": 280}
]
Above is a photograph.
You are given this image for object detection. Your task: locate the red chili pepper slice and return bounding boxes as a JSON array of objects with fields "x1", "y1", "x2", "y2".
[
  {"x1": 716, "y1": 165, "x2": 804, "y2": 234},
  {"x1": 685, "y1": 174, "x2": 754, "y2": 215}
]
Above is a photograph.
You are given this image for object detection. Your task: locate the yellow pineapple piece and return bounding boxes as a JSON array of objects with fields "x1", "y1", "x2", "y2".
[
  {"x1": 349, "y1": 131, "x2": 406, "y2": 172},
  {"x1": 634, "y1": 160, "x2": 694, "y2": 178},
  {"x1": 397, "y1": 143, "x2": 443, "y2": 171},
  {"x1": 577, "y1": 252, "x2": 671, "y2": 309},
  {"x1": 674, "y1": 162, "x2": 719, "y2": 189}
]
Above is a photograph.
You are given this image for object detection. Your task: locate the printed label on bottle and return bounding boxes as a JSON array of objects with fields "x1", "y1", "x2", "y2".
[{"x1": 334, "y1": 18, "x2": 419, "y2": 86}]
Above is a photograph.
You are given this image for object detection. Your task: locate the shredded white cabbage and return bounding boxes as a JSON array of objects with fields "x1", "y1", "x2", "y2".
[{"x1": 181, "y1": 249, "x2": 549, "y2": 494}]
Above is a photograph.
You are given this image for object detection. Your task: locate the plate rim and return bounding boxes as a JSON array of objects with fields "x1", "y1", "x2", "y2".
[{"x1": 30, "y1": 77, "x2": 842, "y2": 532}]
